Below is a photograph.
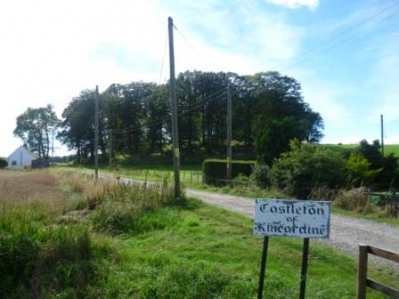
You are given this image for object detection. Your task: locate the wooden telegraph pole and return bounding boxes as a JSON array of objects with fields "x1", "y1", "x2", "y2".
[
  {"x1": 95, "y1": 85, "x2": 99, "y2": 180},
  {"x1": 226, "y1": 83, "x2": 232, "y2": 183},
  {"x1": 168, "y1": 17, "x2": 180, "y2": 201},
  {"x1": 381, "y1": 114, "x2": 384, "y2": 156}
]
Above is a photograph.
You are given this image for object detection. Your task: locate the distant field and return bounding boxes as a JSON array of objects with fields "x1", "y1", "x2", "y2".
[{"x1": 321, "y1": 143, "x2": 399, "y2": 156}]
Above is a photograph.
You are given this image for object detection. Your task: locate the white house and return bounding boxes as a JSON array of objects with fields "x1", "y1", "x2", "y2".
[{"x1": 7, "y1": 145, "x2": 37, "y2": 168}]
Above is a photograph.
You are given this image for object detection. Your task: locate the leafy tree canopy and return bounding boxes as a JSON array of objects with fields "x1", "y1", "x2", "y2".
[
  {"x1": 57, "y1": 70, "x2": 323, "y2": 163},
  {"x1": 13, "y1": 104, "x2": 60, "y2": 159},
  {"x1": 253, "y1": 72, "x2": 324, "y2": 164}
]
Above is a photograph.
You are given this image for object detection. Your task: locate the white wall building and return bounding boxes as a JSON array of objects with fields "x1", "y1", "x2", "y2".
[{"x1": 7, "y1": 145, "x2": 37, "y2": 168}]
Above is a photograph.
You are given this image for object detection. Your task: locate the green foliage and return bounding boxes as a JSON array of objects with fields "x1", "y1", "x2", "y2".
[
  {"x1": 354, "y1": 140, "x2": 399, "y2": 189},
  {"x1": 346, "y1": 153, "x2": 382, "y2": 186},
  {"x1": 60, "y1": 70, "x2": 323, "y2": 163},
  {"x1": 58, "y1": 89, "x2": 108, "y2": 161},
  {"x1": 253, "y1": 72, "x2": 324, "y2": 164},
  {"x1": 0, "y1": 220, "x2": 95, "y2": 298},
  {"x1": 13, "y1": 104, "x2": 60, "y2": 159},
  {"x1": 0, "y1": 232, "x2": 40, "y2": 296},
  {"x1": 92, "y1": 204, "x2": 180, "y2": 235},
  {"x1": 202, "y1": 159, "x2": 255, "y2": 186},
  {"x1": 255, "y1": 117, "x2": 302, "y2": 164},
  {"x1": 251, "y1": 163, "x2": 271, "y2": 188},
  {"x1": 269, "y1": 141, "x2": 346, "y2": 199},
  {"x1": 1, "y1": 170, "x2": 396, "y2": 298},
  {"x1": 0, "y1": 157, "x2": 7, "y2": 169}
]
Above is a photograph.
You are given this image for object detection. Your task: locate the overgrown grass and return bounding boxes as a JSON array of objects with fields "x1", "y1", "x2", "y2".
[{"x1": 1, "y1": 169, "x2": 398, "y2": 298}]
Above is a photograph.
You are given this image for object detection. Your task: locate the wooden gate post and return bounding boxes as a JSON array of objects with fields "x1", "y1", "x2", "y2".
[{"x1": 357, "y1": 244, "x2": 368, "y2": 299}]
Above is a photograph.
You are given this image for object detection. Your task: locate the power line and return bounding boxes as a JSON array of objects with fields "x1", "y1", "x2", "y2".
[
  {"x1": 284, "y1": 3, "x2": 399, "y2": 72},
  {"x1": 173, "y1": 23, "x2": 212, "y2": 70},
  {"x1": 104, "y1": 85, "x2": 227, "y2": 136},
  {"x1": 291, "y1": 1, "x2": 399, "y2": 63},
  {"x1": 159, "y1": 35, "x2": 168, "y2": 84}
]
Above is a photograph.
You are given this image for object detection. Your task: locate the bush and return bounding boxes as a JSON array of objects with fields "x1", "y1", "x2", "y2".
[
  {"x1": 202, "y1": 159, "x2": 255, "y2": 186},
  {"x1": 251, "y1": 164, "x2": 271, "y2": 188},
  {"x1": 0, "y1": 157, "x2": 7, "y2": 169},
  {"x1": 345, "y1": 153, "x2": 381, "y2": 186},
  {"x1": 269, "y1": 141, "x2": 347, "y2": 199}
]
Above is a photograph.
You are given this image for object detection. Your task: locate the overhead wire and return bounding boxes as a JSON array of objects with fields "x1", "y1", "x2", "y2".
[
  {"x1": 105, "y1": 83, "x2": 228, "y2": 135},
  {"x1": 289, "y1": 1, "x2": 399, "y2": 64},
  {"x1": 158, "y1": 34, "x2": 168, "y2": 84},
  {"x1": 107, "y1": 20, "x2": 226, "y2": 138},
  {"x1": 105, "y1": 4, "x2": 399, "y2": 147},
  {"x1": 173, "y1": 23, "x2": 213, "y2": 70},
  {"x1": 283, "y1": 2, "x2": 399, "y2": 72}
]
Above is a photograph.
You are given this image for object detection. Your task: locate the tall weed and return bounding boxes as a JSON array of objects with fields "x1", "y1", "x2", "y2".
[{"x1": 333, "y1": 187, "x2": 371, "y2": 213}]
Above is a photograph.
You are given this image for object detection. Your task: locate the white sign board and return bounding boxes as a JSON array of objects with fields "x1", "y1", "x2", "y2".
[{"x1": 254, "y1": 199, "x2": 330, "y2": 238}]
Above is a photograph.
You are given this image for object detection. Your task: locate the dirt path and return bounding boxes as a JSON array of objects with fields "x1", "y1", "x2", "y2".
[{"x1": 186, "y1": 189, "x2": 399, "y2": 268}]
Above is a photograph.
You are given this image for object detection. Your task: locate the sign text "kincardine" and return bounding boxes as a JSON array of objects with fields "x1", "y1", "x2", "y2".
[{"x1": 254, "y1": 199, "x2": 331, "y2": 239}]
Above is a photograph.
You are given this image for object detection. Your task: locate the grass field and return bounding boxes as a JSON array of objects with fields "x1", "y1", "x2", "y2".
[
  {"x1": 1, "y1": 169, "x2": 398, "y2": 298},
  {"x1": 321, "y1": 143, "x2": 399, "y2": 157}
]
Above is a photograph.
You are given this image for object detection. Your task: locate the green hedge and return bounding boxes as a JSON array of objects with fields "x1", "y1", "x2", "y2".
[
  {"x1": 0, "y1": 157, "x2": 7, "y2": 169},
  {"x1": 202, "y1": 159, "x2": 256, "y2": 186}
]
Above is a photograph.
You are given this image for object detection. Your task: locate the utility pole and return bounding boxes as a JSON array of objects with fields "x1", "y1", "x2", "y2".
[
  {"x1": 95, "y1": 85, "x2": 99, "y2": 180},
  {"x1": 51, "y1": 129, "x2": 55, "y2": 158},
  {"x1": 168, "y1": 16, "x2": 180, "y2": 201},
  {"x1": 109, "y1": 130, "x2": 113, "y2": 165},
  {"x1": 381, "y1": 114, "x2": 384, "y2": 156},
  {"x1": 226, "y1": 83, "x2": 232, "y2": 183}
]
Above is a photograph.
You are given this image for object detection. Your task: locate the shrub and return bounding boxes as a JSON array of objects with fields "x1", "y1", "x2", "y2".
[
  {"x1": 269, "y1": 141, "x2": 347, "y2": 199},
  {"x1": 202, "y1": 159, "x2": 255, "y2": 186},
  {"x1": 251, "y1": 164, "x2": 271, "y2": 188},
  {"x1": 345, "y1": 153, "x2": 381, "y2": 186},
  {"x1": 353, "y1": 140, "x2": 399, "y2": 190},
  {"x1": 0, "y1": 157, "x2": 7, "y2": 169}
]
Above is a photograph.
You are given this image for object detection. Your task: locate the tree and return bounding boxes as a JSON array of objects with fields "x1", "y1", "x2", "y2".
[
  {"x1": 231, "y1": 74, "x2": 257, "y2": 147},
  {"x1": 176, "y1": 72, "x2": 201, "y2": 151},
  {"x1": 58, "y1": 90, "x2": 106, "y2": 161},
  {"x1": 144, "y1": 84, "x2": 170, "y2": 153},
  {"x1": 13, "y1": 104, "x2": 60, "y2": 159},
  {"x1": 190, "y1": 71, "x2": 229, "y2": 152},
  {"x1": 255, "y1": 117, "x2": 302, "y2": 164},
  {"x1": 353, "y1": 139, "x2": 399, "y2": 189},
  {"x1": 103, "y1": 82, "x2": 156, "y2": 155},
  {"x1": 252, "y1": 72, "x2": 324, "y2": 164}
]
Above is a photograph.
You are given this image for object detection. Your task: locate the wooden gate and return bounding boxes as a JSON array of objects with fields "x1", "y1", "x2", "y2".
[{"x1": 357, "y1": 244, "x2": 399, "y2": 298}]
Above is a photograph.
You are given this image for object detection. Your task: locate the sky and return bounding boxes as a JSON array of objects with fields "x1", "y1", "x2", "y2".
[{"x1": 1, "y1": 0, "x2": 398, "y2": 157}]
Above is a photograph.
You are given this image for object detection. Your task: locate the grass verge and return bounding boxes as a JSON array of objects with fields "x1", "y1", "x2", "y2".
[{"x1": 0, "y1": 169, "x2": 397, "y2": 298}]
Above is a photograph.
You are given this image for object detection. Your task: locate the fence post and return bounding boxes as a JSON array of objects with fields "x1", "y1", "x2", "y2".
[{"x1": 357, "y1": 244, "x2": 368, "y2": 299}]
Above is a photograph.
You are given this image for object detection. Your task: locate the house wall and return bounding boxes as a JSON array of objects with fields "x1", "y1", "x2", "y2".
[{"x1": 7, "y1": 147, "x2": 36, "y2": 168}]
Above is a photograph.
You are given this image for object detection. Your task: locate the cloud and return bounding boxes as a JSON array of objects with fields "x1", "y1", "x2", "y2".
[
  {"x1": 161, "y1": 0, "x2": 305, "y2": 74},
  {"x1": 265, "y1": 0, "x2": 319, "y2": 10}
]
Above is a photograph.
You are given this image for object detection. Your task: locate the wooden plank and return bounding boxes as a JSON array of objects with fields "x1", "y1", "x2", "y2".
[
  {"x1": 367, "y1": 245, "x2": 399, "y2": 263},
  {"x1": 367, "y1": 279, "x2": 399, "y2": 298}
]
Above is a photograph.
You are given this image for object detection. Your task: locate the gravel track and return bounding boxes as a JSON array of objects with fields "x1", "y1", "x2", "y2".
[{"x1": 186, "y1": 189, "x2": 399, "y2": 270}]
